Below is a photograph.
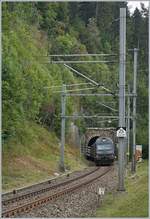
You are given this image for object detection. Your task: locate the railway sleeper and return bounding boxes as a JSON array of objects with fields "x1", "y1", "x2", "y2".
[{"x1": 2, "y1": 167, "x2": 107, "y2": 217}]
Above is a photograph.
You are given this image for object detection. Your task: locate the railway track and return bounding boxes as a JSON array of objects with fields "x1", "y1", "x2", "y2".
[
  {"x1": 2, "y1": 166, "x2": 112, "y2": 217},
  {"x1": 2, "y1": 167, "x2": 98, "y2": 204}
]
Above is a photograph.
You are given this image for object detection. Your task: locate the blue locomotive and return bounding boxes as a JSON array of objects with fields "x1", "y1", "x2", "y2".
[{"x1": 86, "y1": 137, "x2": 115, "y2": 165}]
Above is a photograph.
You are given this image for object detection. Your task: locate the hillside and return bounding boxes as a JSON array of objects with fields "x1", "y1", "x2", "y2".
[
  {"x1": 2, "y1": 121, "x2": 86, "y2": 191},
  {"x1": 2, "y1": 2, "x2": 148, "y2": 190}
]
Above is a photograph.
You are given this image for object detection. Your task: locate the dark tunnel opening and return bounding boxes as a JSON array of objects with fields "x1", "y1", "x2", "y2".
[{"x1": 88, "y1": 136, "x2": 99, "y2": 146}]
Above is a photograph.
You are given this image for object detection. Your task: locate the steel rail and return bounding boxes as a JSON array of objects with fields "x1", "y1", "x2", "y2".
[
  {"x1": 2, "y1": 167, "x2": 99, "y2": 206},
  {"x1": 2, "y1": 167, "x2": 111, "y2": 218}
]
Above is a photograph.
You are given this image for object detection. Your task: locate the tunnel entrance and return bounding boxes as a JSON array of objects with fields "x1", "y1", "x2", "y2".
[
  {"x1": 82, "y1": 127, "x2": 117, "y2": 155},
  {"x1": 88, "y1": 136, "x2": 99, "y2": 146}
]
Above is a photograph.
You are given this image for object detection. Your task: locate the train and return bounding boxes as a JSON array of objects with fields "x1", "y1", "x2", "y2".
[{"x1": 86, "y1": 137, "x2": 116, "y2": 165}]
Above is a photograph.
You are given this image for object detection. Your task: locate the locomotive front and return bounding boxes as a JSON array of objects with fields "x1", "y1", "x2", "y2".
[{"x1": 95, "y1": 137, "x2": 115, "y2": 165}]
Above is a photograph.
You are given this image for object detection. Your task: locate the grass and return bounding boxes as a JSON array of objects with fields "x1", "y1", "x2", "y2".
[
  {"x1": 2, "y1": 121, "x2": 86, "y2": 191},
  {"x1": 96, "y1": 160, "x2": 149, "y2": 217}
]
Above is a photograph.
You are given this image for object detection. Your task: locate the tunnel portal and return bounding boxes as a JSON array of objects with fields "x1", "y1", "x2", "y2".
[
  {"x1": 82, "y1": 127, "x2": 117, "y2": 155},
  {"x1": 87, "y1": 136, "x2": 99, "y2": 146}
]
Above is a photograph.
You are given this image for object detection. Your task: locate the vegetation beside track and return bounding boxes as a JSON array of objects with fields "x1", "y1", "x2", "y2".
[
  {"x1": 2, "y1": 122, "x2": 86, "y2": 191},
  {"x1": 2, "y1": 2, "x2": 148, "y2": 193},
  {"x1": 96, "y1": 160, "x2": 148, "y2": 217}
]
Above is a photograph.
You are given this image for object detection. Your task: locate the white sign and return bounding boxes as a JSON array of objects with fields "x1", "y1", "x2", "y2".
[
  {"x1": 98, "y1": 187, "x2": 105, "y2": 195},
  {"x1": 136, "y1": 145, "x2": 142, "y2": 152},
  {"x1": 116, "y1": 128, "x2": 126, "y2": 138}
]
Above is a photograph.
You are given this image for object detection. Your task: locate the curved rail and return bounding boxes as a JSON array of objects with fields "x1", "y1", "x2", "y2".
[
  {"x1": 2, "y1": 167, "x2": 111, "y2": 217},
  {"x1": 2, "y1": 167, "x2": 99, "y2": 206}
]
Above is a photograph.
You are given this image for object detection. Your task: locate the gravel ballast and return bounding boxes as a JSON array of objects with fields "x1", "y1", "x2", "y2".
[{"x1": 19, "y1": 165, "x2": 118, "y2": 218}]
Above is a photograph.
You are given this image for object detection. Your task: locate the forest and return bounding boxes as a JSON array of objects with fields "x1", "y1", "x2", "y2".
[{"x1": 2, "y1": 1, "x2": 148, "y2": 158}]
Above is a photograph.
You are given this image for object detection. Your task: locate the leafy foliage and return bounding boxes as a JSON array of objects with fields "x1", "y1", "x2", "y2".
[{"x1": 2, "y1": 2, "x2": 148, "y2": 157}]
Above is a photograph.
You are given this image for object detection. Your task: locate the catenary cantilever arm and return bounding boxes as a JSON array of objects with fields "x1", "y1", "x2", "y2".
[{"x1": 64, "y1": 64, "x2": 112, "y2": 93}]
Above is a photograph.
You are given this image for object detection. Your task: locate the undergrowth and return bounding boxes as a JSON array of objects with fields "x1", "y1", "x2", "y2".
[
  {"x1": 96, "y1": 160, "x2": 148, "y2": 217},
  {"x1": 2, "y1": 121, "x2": 86, "y2": 191}
]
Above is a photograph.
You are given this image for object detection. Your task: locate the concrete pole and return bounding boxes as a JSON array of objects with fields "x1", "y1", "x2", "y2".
[
  {"x1": 131, "y1": 48, "x2": 138, "y2": 173},
  {"x1": 60, "y1": 84, "x2": 66, "y2": 171},
  {"x1": 149, "y1": 2, "x2": 150, "y2": 162},
  {"x1": 118, "y1": 8, "x2": 126, "y2": 191},
  {"x1": 127, "y1": 85, "x2": 131, "y2": 163},
  {"x1": 95, "y1": 2, "x2": 99, "y2": 23}
]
